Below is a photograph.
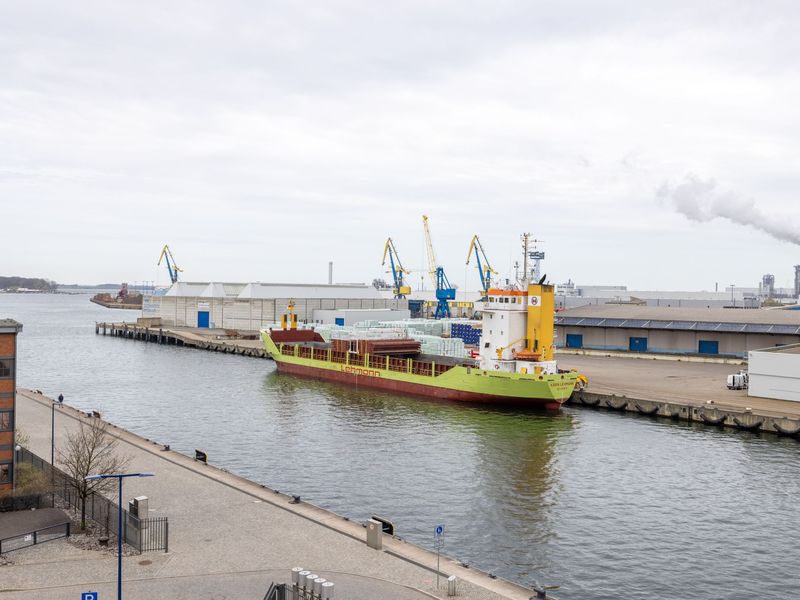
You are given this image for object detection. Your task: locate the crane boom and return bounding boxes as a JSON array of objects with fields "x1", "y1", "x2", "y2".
[
  {"x1": 422, "y1": 215, "x2": 439, "y2": 288},
  {"x1": 157, "y1": 244, "x2": 183, "y2": 284},
  {"x1": 381, "y1": 237, "x2": 411, "y2": 298}
]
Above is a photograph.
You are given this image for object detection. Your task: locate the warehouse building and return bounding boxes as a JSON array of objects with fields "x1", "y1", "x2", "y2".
[
  {"x1": 748, "y1": 345, "x2": 800, "y2": 402},
  {"x1": 153, "y1": 282, "x2": 408, "y2": 330},
  {"x1": 555, "y1": 305, "x2": 800, "y2": 358}
]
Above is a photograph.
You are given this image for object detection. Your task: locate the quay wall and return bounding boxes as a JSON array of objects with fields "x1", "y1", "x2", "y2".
[{"x1": 567, "y1": 390, "x2": 800, "y2": 436}]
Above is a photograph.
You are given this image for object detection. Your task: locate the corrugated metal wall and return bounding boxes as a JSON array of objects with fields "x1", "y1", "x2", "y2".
[{"x1": 555, "y1": 325, "x2": 800, "y2": 358}]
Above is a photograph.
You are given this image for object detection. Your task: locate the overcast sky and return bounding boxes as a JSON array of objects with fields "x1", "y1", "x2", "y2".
[{"x1": 3, "y1": 1, "x2": 800, "y2": 291}]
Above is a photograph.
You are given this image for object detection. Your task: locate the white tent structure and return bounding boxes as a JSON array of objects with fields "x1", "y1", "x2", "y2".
[{"x1": 155, "y1": 281, "x2": 407, "y2": 330}]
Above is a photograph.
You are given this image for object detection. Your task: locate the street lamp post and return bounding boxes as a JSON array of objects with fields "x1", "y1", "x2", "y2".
[
  {"x1": 50, "y1": 402, "x2": 57, "y2": 467},
  {"x1": 85, "y1": 472, "x2": 154, "y2": 600}
]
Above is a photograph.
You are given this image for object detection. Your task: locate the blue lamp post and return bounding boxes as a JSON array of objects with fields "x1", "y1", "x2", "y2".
[{"x1": 85, "y1": 472, "x2": 154, "y2": 600}]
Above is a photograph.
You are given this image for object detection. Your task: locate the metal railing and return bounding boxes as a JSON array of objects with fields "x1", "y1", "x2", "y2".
[
  {"x1": 16, "y1": 447, "x2": 168, "y2": 553},
  {"x1": 0, "y1": 521, "x2": 71, "y2": 554}
]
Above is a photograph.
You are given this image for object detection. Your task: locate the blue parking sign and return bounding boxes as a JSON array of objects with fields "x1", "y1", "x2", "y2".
[{"x1": 82, "y1": 593, "x2": 98, "y2": 600}]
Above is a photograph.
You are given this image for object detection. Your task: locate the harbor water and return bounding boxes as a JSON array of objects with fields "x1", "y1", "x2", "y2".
[{"x1": 3, "y1": 293, "x2": 798, "y2": 600}]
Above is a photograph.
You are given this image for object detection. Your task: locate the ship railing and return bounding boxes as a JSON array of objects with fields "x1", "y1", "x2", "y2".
[{"x1": 281, "y1": 342, "x2": 454, "y2": 377}]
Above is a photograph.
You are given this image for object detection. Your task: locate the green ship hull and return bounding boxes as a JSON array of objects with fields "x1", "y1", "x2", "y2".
[{"x1": 261, "y1": 332, "x2": 579, "y2": 409}]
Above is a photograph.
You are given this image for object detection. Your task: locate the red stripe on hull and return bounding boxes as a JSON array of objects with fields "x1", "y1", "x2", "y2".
[{"x1": 275, "y1": 361, "x2": 564, "y2": 410}]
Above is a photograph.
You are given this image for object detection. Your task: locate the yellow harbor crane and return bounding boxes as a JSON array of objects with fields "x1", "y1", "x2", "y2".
[
  {"x1": 381, "y1": 237, "x2": 412, "y2": 298},
  {"x1": 157, "y1": 244, "x2": 183, "y2": 284},
  {"x1": 422, "y1": 215, "x2": 456, "y2": 319},
  {"x1": 466, "y1": 234, "x2": 498, "y2": 300}
]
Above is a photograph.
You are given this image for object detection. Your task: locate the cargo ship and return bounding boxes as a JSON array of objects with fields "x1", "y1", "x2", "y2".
[{"x1": 261, "y1": 282, "x2": 586, "y2": 409}]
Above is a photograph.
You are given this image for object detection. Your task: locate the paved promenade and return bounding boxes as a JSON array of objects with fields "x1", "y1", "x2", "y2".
[{"x1": 5, "y1": 390, "x2": 533, "y2": 600}]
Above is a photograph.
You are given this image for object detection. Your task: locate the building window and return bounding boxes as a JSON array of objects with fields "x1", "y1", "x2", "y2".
[
  {"x1": 0, "y1": 359, "x2": 12, "y2": 378},
  {"x1": 0, "y1": 463, "x2": 10, "y2": 484},
  {"x1": 0, "y1": 412, "x2": 11, "y2": 431}
]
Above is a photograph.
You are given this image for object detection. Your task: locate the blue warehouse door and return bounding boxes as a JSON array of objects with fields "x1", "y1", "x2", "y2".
[
  {"x1": 698, "y1": 340, "x2": 719, "y2": 354},
  {"x1": 197, "y1": 311, "x2": 210, "y2": 328},
  {"x1": 629, "y1": 337, "x2": 648, "y2": 352},
  {"x1": 566, "y1": 334, "x2": 583, "y2": 348}
]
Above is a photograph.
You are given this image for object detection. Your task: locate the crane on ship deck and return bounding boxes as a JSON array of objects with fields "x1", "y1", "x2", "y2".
[
  {"x1": 381, "y1": 237, "x2": 412, "y2": 299},
  {"x1": 422, "y1": 215, "x2": 456, "y2": 319},
  {"x1": 466, "y1": 234, "x2": 498, "y2": 301},
  {"x1": 157, "y1": 244, "x2": 183, "y2": 284}
]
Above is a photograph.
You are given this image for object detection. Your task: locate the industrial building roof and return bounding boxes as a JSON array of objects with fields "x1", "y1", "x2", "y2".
[
  {"x1": 556, "y1": 305, "x2": 800, "y2": 334},
  {"x1": 238, "y1": 283, "x2": 381, "y2": 299},
  {"x1": 164, "y1": 282, "x2": 210, "y2": 297},
  {"x1": 165, "y1": 282, "x2": 381, "y2": 300}
]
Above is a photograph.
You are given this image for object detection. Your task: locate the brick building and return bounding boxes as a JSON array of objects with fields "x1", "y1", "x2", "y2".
[{"x1": 0, "y1": 319, "x2": 22, "y2": 492}]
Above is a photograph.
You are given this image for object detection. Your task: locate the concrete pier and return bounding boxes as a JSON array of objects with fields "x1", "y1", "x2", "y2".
[
  {"x1": 562, "y1": 354, "x2": 800, "y2": 434},
  {"x1": 8, "y1": 389, "x2": 535, "y2": 600},
  {"x1": 96, "y1": 321, "x2": 269, "y2": 359}
]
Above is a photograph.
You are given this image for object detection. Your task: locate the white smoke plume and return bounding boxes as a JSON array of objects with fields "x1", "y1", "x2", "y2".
[{"x1": 657, "y1": 174, "x2": 800, "y2": 245}]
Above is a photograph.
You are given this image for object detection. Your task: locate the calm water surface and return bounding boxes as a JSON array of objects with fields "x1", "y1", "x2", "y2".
[{"x1": 3, "y1": 293, "x2": 798, "y2": 599}]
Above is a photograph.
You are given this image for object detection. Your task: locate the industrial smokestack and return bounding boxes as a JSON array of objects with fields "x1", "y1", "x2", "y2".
[
  {"x1": 328, "y1": 261, "x2": 333, "y2": 285},
  {"x1": 658, "y1": 174, "x2": 800, "y2": 246},
  {"x1": 761, "y1": 274, "x2": 775, "y2": 298}
]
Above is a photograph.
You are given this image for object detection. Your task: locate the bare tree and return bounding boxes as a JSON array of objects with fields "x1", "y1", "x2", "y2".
[{"x1": 58, "y1": 419, "x2": 131, "y2": 530}]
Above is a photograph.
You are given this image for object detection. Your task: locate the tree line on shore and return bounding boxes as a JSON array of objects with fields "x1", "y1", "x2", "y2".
[{"x1": 0, "y1": 276, "x2": 57, "y2": 291}]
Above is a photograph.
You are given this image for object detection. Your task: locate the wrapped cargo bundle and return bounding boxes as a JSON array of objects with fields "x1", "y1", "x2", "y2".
[
  {"x1": 410, "y1": 333, "x2": 469, "y2": 358},
  {"x1": 356, "y1": 338, "x2": 421, "y2": 356}
]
